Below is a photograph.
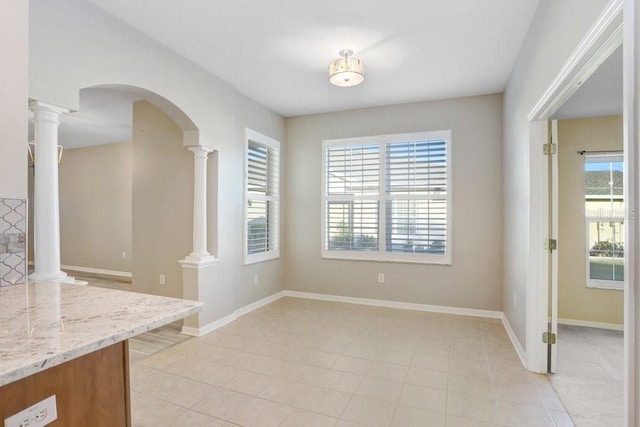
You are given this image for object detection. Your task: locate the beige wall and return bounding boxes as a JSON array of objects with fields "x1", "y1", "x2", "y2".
[
  {"x1": 284, "y1": 94, "x2": 503, "y2": 310},
  {"x1": 132, "y1": 101, "x2": 192, "y2": 298},
  {"x1": 233, "y1": 95, "x2": 287, "y2": 309},
  {"x1": 502, "y1": 0, "x2": 610, "y2": 348},
  {"x1": 558, "y1": 116, "x2": 624, "y2": 326},
  {"x1": 57, "y1": 142, "x2": 132, "y2": 272},
  {"x1": 0, "y1": 0, "x2": 28, "y2": 199},
  {"x1": 30, "y1": 0, "x2": 286, "y2": 327}
]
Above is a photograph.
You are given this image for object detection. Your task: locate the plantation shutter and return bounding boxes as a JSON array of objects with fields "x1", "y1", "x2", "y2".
[
  {"x1": 325, "y1": 145, "x2": 380, "y2": 251},
  {"x1": 247, "y1": 139, "x2": 279, "y2": 256},
  {"x1": 385, "y1": 140, "x2": 448, "y2": 254},
  {"x1": 321, "y1": 130, "x2": 451, "y2": 264}
]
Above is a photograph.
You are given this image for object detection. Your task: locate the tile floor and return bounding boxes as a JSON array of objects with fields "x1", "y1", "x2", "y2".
[
  {"x1": 549, "y1": 325, "x2": 623, "y2": 427},
  {"x1": 129, "y1": 297, "x2": 573, "y2": 426}
]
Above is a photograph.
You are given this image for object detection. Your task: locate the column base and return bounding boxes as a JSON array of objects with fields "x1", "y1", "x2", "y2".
[
  {"x1": 59, "y1": 276, "x2": 89, "y2": 286},
  {"x1": 29, "y1": 270, "x2": 67, "y2": 282},
  {"x1": 179, "y1": 255, "x2": 218, "y2": 269}
]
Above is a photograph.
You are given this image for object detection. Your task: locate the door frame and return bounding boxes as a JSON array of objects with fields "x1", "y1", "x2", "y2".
[
  {"x1": 527, "y1": 0, "x2": 623, "y2": 374},
  {"x1": 550, "y1": 120, "x2": 559, "y2": 374}
]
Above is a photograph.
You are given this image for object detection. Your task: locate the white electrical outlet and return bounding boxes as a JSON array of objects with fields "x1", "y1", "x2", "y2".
[
  {"x1": 4, "y1": 395, "x2": 57, "y2": 427},
  {"x1": 159, "y1": 274, "x2": 165, "y2": 285},
  {"x1": 121, "y1": 252, "x2": 127, "y2": 259},
  {"x1": 513, "y1": 294, "x2": 517, "y2": 307},
  {"x1": 254, "y1": 274, "x2": 259, "y2": 285},
  {"x1": 377, "y1": 273, "x2": 385, "y2": 284}
]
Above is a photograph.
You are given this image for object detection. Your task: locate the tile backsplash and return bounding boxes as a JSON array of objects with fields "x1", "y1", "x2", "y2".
[{"x1": 0, "y1": 198, "x2": 27, "y2": 286}]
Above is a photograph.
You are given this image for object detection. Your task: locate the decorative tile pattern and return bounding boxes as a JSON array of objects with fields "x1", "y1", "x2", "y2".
[{"x1": 0, "y1": 198, "x2": 27, "y2": 286}]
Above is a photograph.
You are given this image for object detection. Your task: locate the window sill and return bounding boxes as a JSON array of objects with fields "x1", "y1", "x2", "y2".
[
  {"x1": 321, "y1": 252, "x2": 451, "y2": 266},
  {"x1": 586, "y1": 280, "x2": 624, "y2": 291}
]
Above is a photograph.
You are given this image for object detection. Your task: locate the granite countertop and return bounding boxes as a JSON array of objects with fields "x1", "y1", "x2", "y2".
[{"x1": 0, "y1": 281, "x2": 203, "y2": 387}]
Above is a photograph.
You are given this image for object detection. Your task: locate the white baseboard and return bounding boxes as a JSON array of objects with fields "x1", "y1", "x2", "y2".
[
  {"x1": 283, "y1": 290, "x2": 503, "y2": 319},
  {"x1": 501, "y1": 314, "x2": 527, "y2": 367},
  {"x1": 236, "y1": 291, "x2": 286, "y2": 317},
  {"x1": 558, "y1": 318, "x2": 623, "y2": 331},
  {"x1": 180, "y1": 291, "x2": 286, "y2": 337},
  {"x1": 61, "y1": 264, "x2": 132, "y2": 279},
  {"x1": 181, "y1": 313, "x2": 237, "y2": 337}
]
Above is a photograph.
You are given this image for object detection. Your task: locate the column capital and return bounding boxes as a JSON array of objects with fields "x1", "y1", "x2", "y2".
[
  {"x1": 29, "y1": 100, "x2": 71, "y2": 115},
  {"x1": 29, "y1": 101, "x2": 71, "y2": 126},
  {"x1": 188, "y1": 146, "x2": 213, "y2": 159}
]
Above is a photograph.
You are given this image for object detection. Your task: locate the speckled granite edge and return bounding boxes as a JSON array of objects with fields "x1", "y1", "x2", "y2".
[{"x1": 0, "y1": 282, "x2": 203, "y2": 387}]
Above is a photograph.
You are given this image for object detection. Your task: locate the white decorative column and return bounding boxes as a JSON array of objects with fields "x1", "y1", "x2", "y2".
[
  {"x1": 180, "y1": 146, "x2": 216, "y2": 266},
  {"x1": 179, "y1": 145, "x2": 217, "y2": 336},
  {"x1": 29, "y1": 101, "x2": 69, "y2": 282}
]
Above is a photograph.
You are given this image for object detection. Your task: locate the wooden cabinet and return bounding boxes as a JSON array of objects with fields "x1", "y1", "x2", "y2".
[{"x1": 0, "y1": 341, "x2": 131, "y2": 426}]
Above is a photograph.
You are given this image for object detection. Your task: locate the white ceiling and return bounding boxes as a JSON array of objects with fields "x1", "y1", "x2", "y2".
[
  {"x1": 86, "y1": 0, "x2": 540, "y2": 118},
  {"x1": 41, "y1": 1, "x2": 621, "y2": 150},
  {"x1": 552, "y1": 44, "x2": 623, "y2": 120}
]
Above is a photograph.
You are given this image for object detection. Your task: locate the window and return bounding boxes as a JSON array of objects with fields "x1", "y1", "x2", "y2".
[
  {"x1": 584, "y1": 153, "x2": 624, "y2": 290},
  {"x1": 244, "y1": 129, "x2": 280, "y2": 264},
  {"x1": 322, "y1": 130, "x2": 451, "y2": 264}
]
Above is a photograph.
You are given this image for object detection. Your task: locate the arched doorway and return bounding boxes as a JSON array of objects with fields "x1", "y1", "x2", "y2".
[{"x1": 28, "y1": 84, "x2": 212, "y2": 302}]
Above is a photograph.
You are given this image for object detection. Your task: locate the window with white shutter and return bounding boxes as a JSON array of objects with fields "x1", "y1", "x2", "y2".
[
  {"x1": 244, "y1": 129, "x2": 280, "y2": 264},
  {"x1": 322, "y1": 130, "x2": 452, "y2": 264}
]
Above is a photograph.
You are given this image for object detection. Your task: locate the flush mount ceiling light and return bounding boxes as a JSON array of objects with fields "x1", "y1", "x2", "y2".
[{"x1": 329, "y1": 49, "x2": 365, "y2": 87}]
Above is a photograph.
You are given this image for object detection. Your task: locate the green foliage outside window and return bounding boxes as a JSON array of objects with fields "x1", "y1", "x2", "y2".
[
  {"x1": 590, "y1": 240, "x2": 624, "y2": 257},
  {"x1": 329, "y1": 222, "x2": 376, "y2": 251}
]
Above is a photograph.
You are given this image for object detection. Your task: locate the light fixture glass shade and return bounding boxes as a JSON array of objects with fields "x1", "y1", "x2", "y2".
[{"x1": 329, "y1": 49, "x2": 364, "y2": 87}]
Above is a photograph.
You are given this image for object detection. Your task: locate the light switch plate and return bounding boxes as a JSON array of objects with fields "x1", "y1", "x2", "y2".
[{"x1": 4, "y1": 394, "x2": 57, "y2": 427}]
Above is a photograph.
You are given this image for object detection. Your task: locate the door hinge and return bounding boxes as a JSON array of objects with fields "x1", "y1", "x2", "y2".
[
  {"x1": 543, "y1": 143, "x2": 557, "y2": 155},
  {"x1": 543, "y1": 332, "x2": 557, "y2": 345},
  {"x1": 544, "y1": 238, "x2": 557, "y2": 253}
]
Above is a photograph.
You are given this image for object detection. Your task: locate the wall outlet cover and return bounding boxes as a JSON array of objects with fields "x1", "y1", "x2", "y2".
[{"x1": 4, "y1": 394, "x2": 57, "y2": 427}]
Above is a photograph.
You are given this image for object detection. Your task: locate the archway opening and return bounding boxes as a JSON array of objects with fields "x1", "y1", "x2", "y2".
[{"x1": 27, "y1": 84, "x2": 203, "y2": 301}]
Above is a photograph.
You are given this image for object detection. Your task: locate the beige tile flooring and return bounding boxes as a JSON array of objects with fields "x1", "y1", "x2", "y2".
[{"x1": 129, "y1": 297, "x2": 573, "y2": 426}]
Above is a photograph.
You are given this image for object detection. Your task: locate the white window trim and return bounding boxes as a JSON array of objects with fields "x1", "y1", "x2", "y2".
[
  {"x1": 320, "y1": 130, "x2": 452, "y2": 265},
  {"x1": 244, "y1": 128, "x2": 280, "y2": 265}
]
